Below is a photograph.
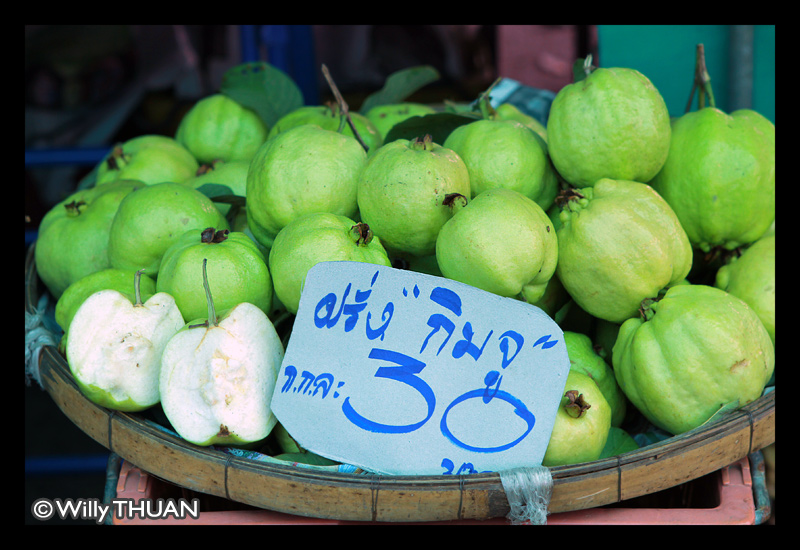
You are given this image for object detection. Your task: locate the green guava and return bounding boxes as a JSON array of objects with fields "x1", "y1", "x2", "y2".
[
  {"x1": 443, "y1": 119, "x2": 558, "y2": 211},
  {"x1": 364, "y1": 102, "x2": 437, "y2": 139},
  {"x1": 555, "y1": 179, "x2": 693, "y2": 323},
  {"x1": 542, "y1": 370, "x2": 611, "y2": 467},
  {"x1": 246, "y1": 124, "x2": 368, "y2": 249},
  {"x1": 268, "y1": 212, "x2": 392, "y2": 314},
  {"x1": 157, "y1": 227, "x2": 273, "y2": 322},
  {"x1": 35, "y1": 179, "x2": 145, "y2": 299},
  {"x1": 547, "y1": 66, "x2": 671, "y2": 187},
  {"x1": 95, "y1": 134, "x2": 199, "y2": 186},
  {"x1": 562, "y1": 331, "x2": 627, "y2": 427},
  {"x1": 108, "y1": 182, "x2": 229, "y2": 277},
  {"x1": 494, "y1": 103, "x2": 547, "y2": 143},
  {"x1": 435, "y1": 188, "x2": 557, "y2": 302},
  {"x1": 612, "y1": 284, "x2": 775, "y2": 435},
  {"x1": 649, "y1": 108, "x2": 775, "y2": 252},
  {"x1": 175, "y1": 93, "x2": 269, "y2": 163},
  {"x1": 55, "y1": 267, "x2": 157, "y2": 349},
  {"x1": 268, "y1": 103, "x2": 383, "y2": 153},
  {"x1": 715, "y1": 234, "x2": 775, "y2": 346},
  {"x1": 357, "y1": 134, "x2": 471, "y2": 257}
]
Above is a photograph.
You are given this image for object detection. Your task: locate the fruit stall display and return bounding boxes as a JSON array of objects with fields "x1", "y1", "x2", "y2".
[{"x1": 25, "y1": 47, "x2": 774, "y2": 523}]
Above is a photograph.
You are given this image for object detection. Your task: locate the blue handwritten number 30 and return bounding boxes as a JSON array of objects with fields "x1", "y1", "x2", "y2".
[{"x1": 342, "y1": 348, "x2": 536, "y2": 453}]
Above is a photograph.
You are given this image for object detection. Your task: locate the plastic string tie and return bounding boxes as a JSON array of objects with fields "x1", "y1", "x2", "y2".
[
  {"x1": 499, "y1": 465, "x2": 553, "y2": 525},
  {"x1": 25, "y1": 294, "x2": 59, "y2": 389}
]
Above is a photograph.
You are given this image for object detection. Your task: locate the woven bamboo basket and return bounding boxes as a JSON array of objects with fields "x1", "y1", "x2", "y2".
[{"x1": 25, "y1": 244, "x2": 775, "y2": 522}]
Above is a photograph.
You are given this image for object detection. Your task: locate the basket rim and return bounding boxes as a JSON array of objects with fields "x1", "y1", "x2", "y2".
[{"x1": 25, "y1": 243, "x2": 775, "y2": 521}]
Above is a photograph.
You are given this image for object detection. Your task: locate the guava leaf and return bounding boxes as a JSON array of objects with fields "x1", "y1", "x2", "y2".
[
  {"x1": 599, "y1": 427, "x2": 640, "y2": 459},
  {"x1": 358, "y1": 65, "x2": 441, "y2": 114},
  {"x1": 220, "y1": 61, "x2": 304, "y2": 128},
  {"x1": 195, "y1": 183, "x2": 246, "y2": 207},
  {"x1": 384, "y1": 112, "x2": 479, "y2": 146},
  {"x1": 274, "y1": 452, "x2": 339, "y2": 466}
]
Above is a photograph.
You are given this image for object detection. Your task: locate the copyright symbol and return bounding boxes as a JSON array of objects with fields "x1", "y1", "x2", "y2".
[{"x1": 31, "y1": 498, "x2": 54, "y2": 520}]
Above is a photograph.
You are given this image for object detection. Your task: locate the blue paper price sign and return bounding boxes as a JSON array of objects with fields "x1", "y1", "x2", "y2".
[{"x1": 270, "y1": 261, "x2": 570, "y2": 475}]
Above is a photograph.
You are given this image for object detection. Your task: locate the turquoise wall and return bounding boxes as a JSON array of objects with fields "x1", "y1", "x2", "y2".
[{"x1": 598, "y1": 25, "x2": 775, "y2": 123}]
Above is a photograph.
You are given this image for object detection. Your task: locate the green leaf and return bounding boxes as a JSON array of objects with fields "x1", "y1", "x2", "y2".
[
  {"x1": 274, "y1": 452, "x2": 339, "y2": 467},
  {"x1": 384, "y1": 112, "x2": 479, "y2": 146},
  {"x1": 195, "y1": 183, "x2": 246, "y2": 207},
  {"x1": 599, "y1": 427, "x2": 640, "y2": 459},
  {"x1": 220, "y1": 61, "x2": 304, "y2": 128},
  {"x1": 358, "y1": 65, "x2": 441, "y2": 114}
]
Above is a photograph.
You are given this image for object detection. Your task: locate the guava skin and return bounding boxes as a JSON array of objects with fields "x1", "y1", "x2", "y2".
[
  {"x1": 35, "y1": 180, "x2": 145, "y2": 299},
  {"x1": 715, "y1": 234, "x2": 775, "y2": 346},
  {"x1": 95, "y1": 135, "x2": 199, "y2": 187},
  {"x1": 555, "y1": 179, "x2": 693, "y2": 323},
  {"x1": 563, "y1": 331, "x2": 627, "y2": 428},
  {"x1": 357, "y1": 136, "x2": 471, "y2": 257},
  {"x1": 157, "y1": 228, "x2": 273, "y2": 323},
  {"x1": 365, "y1": 102, "x2": 437, "y2": 139},
  {"x1": 268, "y1": 212, "x2": 392, "y2": 314},
  {"x1": 443, "y1": 119, "x2": 558, "y2": 211},
  {"x1": 246, "y1": 124, "x2": 368, "y2": 249},
  {"x1": 612, "y1": 284, "x2": 775, "y2": 435},
  {"x1": 435, "y1": 188, "x2": 557, "y2": 302},
  {"x1": 650, "y1": 108, "x2": 775, "y2": 252},
  {"x1": 268, "y1": 104, "x2": 383, "y2": 153},
  {"x1": 547, "y1": 67, "x2": 671, "y2": 187},
  {"x1": 542, "y1": 370, "x2": 611, "y2": 467},
  {"x1": 176, "y1": 93, "x2": 269, "y2": 164},
  {"x1": 494, "y1": 103, "x2": 547, "y2": 143},
  {"x1": 107, "y1": 182, "x2": 229, "y2": 277}
]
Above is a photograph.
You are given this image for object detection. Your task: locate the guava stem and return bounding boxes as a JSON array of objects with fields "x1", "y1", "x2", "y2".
[
  {"x1": 685, "y1": 43, "x2": 716, "y2": 112},
  {"x1": 321, "y1": 64, "x2": 369, "y2": 153},
  {"x1": 133, "y1": 268, "x2": 145, "y2": 307},
  {"x1": 202, "y1": 258, "x2": 219, "y2": 327},
  {"x1": 443, "y1": 193, "x2": 468, "y2": 212},
  {"x1": 476, "y1": 77, "x2": 503, "y2": 120}
]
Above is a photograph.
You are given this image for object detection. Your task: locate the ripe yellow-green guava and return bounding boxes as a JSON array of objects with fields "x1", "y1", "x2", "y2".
[
  {"x1": 268, "y1": 103, "x2": 383, "y2": 153},
  {"x1": 443, "y1": 119, "x2": 558, "y2": 211},
  {"x1": 107, "y1": 182, "x2": 229, "y2": 277},
  {"x1": 268, "y1": 212, "x2": 392, "y2": 314},
  {"x1": 157, "y1": 227, "x2": 273, "y2": 322},
  {"x1": 35, "y1": 180, "x2": 145, "y2": 299},
  {"x1": 364, "y1": 102, "x2": 437, "y2": 139},
  {"x1": 246, "y1": 124, "x2": 368, "y2": 249},
  {"x1": 715, "y1": 234, "x2": 775, "y2": 346},
  {"x1": 612, "y1": 284, "x2": 775, "y2": 435},
  {"x1": 555, "y1": 179, "x2": 693, "y2": 323},
  {"x1": 357, "y1": 134, "x2": 471, "y2": 257},
  {"x1": 95, "y1": 135, "x2": 199, "y2": 186},
  {"x1": 542, "y1": 370, "x2": 611, "y2": 467},
  {"x1": 562, "y1": 331, "x2": 627, "y2": 427},
  {"x1": 435, "y1": 188, "x2": 557, "y2": 302},
  {"x1": 649, "y1": 108, "x2": 775, "y2": 252},
  {"x1": 175, "y1": 93, "x2": 269, "y2": 164},
  {"x1": 547, "y1": 66, "x2": 671, "y2": 187}
]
